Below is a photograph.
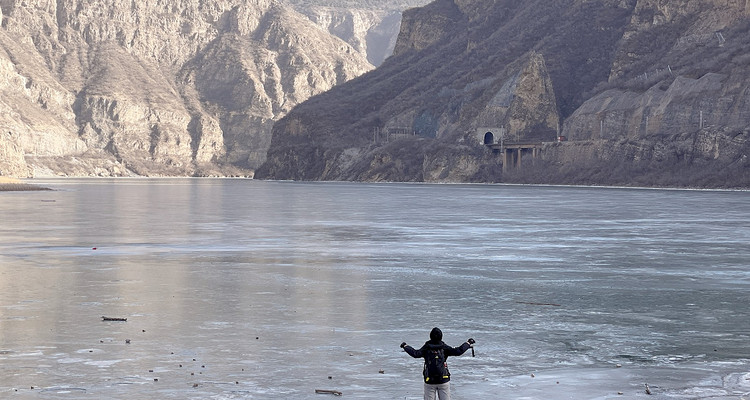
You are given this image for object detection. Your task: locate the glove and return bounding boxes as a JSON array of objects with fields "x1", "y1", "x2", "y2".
[
  {"x1": 467, "y1": 338, "x2": 475, "y2": 345},
  {"x1": 400, "y1": 342, "x2": 407, "y2": 349}
]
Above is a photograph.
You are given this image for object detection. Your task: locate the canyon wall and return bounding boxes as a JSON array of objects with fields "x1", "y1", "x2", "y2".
[
  {"x1": 257, "y1": 0, "x2": 750, "y2": 188},
  {"x1": 0, "y1": 0, "x2": 374, "y2": 177}
]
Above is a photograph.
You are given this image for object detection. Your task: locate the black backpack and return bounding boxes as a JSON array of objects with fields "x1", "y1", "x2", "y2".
[{"x1": 423, "y1": 348, "x2": 450, "y2": 383}]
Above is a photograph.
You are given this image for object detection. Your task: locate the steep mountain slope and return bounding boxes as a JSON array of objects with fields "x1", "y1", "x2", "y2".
[
  {"x1": 257, "y1": 0, "x2": 750, "y2": 188},
  {"x1": 287, "y1": 0, "x2": 430, "y2": 65},
  {"x1": 0, "y1": 0, "x2": 373, "y2": 177}
]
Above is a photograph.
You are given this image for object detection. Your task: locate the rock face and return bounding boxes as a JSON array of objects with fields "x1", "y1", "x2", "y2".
[
  {"x1": 476, "y1": 52, "x2": 559, "y2": 143},
  {"x1": 290, "y1": 6, "x2": 398, "y2": 66},
  {"x1": 258, "y1": 0, "x2": 750, "y2": 188},
  {"x1": 287, "y1": 1, "x2": 431, "y2": 66},
  {"x1": 0, "y1": 0, "x2": 374, "y2": 177}
]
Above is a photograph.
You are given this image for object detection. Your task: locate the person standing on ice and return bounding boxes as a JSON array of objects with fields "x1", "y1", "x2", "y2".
[{"x1": 400, "y1": 327, "x2": 475, "y2": 400}]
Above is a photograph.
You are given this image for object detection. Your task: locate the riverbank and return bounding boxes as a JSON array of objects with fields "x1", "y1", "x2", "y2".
[{"x1": 0, "y1": 177, "x2": 51, "y2": 191}]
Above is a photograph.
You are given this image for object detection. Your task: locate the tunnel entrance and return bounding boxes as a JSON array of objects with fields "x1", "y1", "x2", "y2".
[{"x1": 483, "y1": 132, "x2": 494, "y2": 145}]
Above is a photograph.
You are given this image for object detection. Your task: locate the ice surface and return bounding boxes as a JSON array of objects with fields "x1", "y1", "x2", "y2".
[{"x1": 1, "y1": 179, "x2": 748, "y2": 399}]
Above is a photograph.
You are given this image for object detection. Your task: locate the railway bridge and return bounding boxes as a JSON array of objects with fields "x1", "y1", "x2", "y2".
[{"x1": 477, "y1": 127, "x2": 561, "y2": 172}]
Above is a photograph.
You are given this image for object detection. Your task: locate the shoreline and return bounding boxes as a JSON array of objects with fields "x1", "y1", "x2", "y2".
[
  {"x1": 21, "y1": 176, "x2": 749, "y2": 193},
  {"x1": 0, "y1": 177, "x2": 52, "y2": 191}
]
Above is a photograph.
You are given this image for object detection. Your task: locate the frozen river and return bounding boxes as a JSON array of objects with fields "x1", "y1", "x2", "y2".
[{"x1": 1, "y1": 179, "x2": 749, "y2": 399}]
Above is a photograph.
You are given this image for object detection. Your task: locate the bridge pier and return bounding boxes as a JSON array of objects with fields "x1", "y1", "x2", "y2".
[
  {"x1": 490, "y1": 142, "x2": 543, "y2": 172},
  {"x1": 502, "y1": 148, "x2": 522, "y2": 172}
]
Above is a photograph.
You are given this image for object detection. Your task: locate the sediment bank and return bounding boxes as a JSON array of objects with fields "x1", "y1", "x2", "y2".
[{"x1": 0, "y1": 177, "x2": 51, "y2": 191}]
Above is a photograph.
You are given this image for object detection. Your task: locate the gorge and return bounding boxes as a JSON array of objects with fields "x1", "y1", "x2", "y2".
[
  {"x1": 2, "y1": 0, "x2": 749, "y2": 189},
  {"x1": 0, "y1": 0, "x2": 424, "y2": 178}
]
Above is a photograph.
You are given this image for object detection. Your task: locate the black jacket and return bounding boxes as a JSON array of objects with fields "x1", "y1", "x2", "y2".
[{"x1": 403, "y1": 340, "x2": 472, "y2": 384}]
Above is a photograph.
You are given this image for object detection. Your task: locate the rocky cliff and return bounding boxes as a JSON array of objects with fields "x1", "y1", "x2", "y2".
[
  {"x1": 290, "y1": 5, "x2": 402, "y2": 66},
  {"x1": 0, "y1": 0, "x2": 375, "y2": 177},
  {"x1": 257, "y1": 0, "x2": 750, "y2": 188},
  {"x1": 285, "y1": 1, "x2": 430, "y2": 65}
]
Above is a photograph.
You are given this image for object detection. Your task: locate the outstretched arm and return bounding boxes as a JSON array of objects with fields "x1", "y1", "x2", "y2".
[
  {"x1": 445, "y1": 340, "x2": 473, "y2": 357},
  {"x1": 401, "y1": 342, "x2": 423, "y2": 358}
]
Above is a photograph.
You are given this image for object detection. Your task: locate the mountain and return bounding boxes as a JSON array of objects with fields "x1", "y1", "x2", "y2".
[
  {"x1": 0, "y1": 0, "x2": 376, "y2": 177},
  {"x1": 286, "y1": 0, "x2": 430, "y2": 66},
  {"x1": 257, "y1": 0, "x2": 750, "y2": 189}
]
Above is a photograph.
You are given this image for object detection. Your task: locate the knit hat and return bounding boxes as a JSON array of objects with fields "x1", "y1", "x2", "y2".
[{"x1": 429, "y1": 327, "x2": 443, "y2": 343}]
